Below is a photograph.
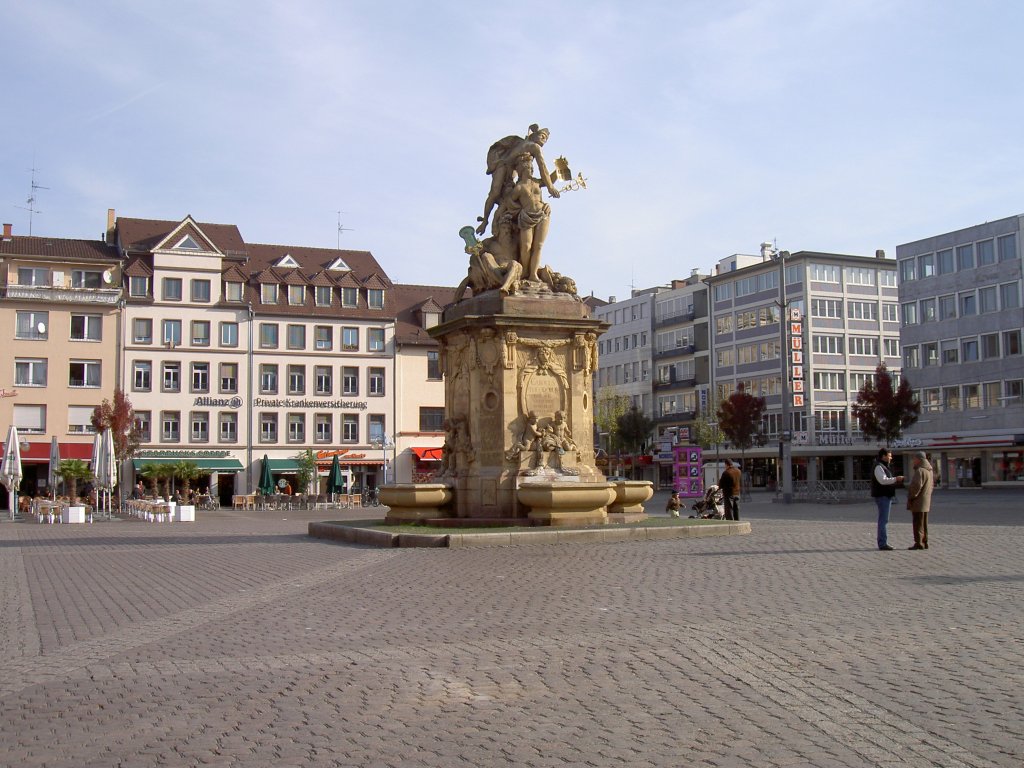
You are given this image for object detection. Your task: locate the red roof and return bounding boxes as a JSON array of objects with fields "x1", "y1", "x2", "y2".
[
  {"x1": 0, "y1": 235, "x2": 119, "y2": 263},
  {"x1": 391, "y1": 283, "x2": 457, "y2": 346},
  {"x1": 116, "y1": 217, "x2": 247, "y2": 256}
]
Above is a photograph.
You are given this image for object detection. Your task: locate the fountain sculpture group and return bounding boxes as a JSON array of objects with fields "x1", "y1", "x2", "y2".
[{"x1": 382, "y1": 125, "x2": 652, "y2": 525}]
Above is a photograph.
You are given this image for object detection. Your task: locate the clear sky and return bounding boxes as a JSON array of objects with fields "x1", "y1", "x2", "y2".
[{"x1": 2, "y1": 1, "x2": 1022, "y2": 299}]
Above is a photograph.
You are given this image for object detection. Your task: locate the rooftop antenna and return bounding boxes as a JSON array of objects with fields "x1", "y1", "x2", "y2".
[
  {"x1": 336, "y1": 211, "x2": 353, "y2": 248},
  {"x1": 15, "y1": 158, "x2": 49, "y2": 236}
]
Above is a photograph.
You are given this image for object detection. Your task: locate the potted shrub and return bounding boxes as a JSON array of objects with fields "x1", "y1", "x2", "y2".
[{"x1": 56, "y1": 459, "x2": 92, "y2": 523}]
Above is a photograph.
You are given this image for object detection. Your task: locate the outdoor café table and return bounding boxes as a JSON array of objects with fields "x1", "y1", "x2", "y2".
[{"x1": 34, "y1": 500, "x2": 60, "y2": 524}]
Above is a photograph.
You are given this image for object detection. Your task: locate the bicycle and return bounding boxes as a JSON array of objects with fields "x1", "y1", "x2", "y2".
[{"x1": 362, "y1": 488, "x2": 380, "y2": 507}]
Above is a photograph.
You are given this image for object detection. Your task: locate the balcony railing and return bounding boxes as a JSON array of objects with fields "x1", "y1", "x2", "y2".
[
  {"x1": 4, "y1": 284, "x2": 121, "y2": 305},
  {"x1": 653, "y1": 344, "x2": 696, "y2": 360}
]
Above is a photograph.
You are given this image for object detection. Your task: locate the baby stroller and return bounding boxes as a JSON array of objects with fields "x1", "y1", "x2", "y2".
[{"x1": 690, "y1": 485, "x2": 725, "y2": 519}]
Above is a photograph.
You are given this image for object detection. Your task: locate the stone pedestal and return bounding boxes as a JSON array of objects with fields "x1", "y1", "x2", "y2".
[
  {"x1": 381, "y1": 484, "x2": 454, "y2": 523},
  {"x1": 429, "y1": 292, "x2": 608, "y2": 521}
]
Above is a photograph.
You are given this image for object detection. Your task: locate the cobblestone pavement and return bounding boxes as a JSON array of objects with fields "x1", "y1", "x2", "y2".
[{"x1": 1, "y1": 493, "x2": 1021, "y2": 767}]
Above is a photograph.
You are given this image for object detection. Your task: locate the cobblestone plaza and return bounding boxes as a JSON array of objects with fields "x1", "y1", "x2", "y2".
[{"x1": 1, "y1": 492, "x2": 1021, "y2": 767}]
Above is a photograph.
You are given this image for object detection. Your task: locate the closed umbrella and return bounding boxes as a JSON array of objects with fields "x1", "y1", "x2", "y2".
[
  {"x1": 326, "y1": 454, "x2": 344, "y2": 500},
  {"x1": 2, "y1": 425, "x2": 24, "y2": 520},
  {"x1": 98, "y1": 429, "x2": 117, "y2": 517},
  {"x1": 89, "y1": 430, "x2": 104, "y2": 518},
  {"x1": 257, "y1": 455, "x2": 275, "y2": 496},
  {"x1": 48, "y1": 436, "x2": 61, "y2": 499}
]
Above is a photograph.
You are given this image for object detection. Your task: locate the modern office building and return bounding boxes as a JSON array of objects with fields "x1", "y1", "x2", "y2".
[
  {"x1": 0, "y1": 223, "x2": 121, "y2": 503},
  {"x1": 651, "y1": 272, "x2": 710, "y2": 487},
  {"x1": 896, "y1": 214, "x2": 1024, "y2": 487},
  {"x1": 706, "y1": 249, "x2": 901, "y2": 487}
]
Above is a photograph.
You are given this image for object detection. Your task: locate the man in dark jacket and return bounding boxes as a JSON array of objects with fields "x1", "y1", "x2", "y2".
[
  {"x1": 719, "y1": 459, "x2": 742, "y2": 520},
  {"x1": 870, "y1": 448, "x2": 903, "y2": 551}
]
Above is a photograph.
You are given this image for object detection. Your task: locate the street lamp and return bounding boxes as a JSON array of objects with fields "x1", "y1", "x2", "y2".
[
  {"x1": 762, "y1": 242, "x2": 794, "y2": 504},
  {"x1": 371, "y1": 434, "x2": 395, "y2": 485}
]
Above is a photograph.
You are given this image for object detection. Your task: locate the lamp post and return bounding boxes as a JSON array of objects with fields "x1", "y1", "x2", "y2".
[
  {"x1": 372, "y1": 434, "x2": 395, "y2": 485},
  {"x1": 762, "y1": 243, "x2": 794, "y2": 504}
]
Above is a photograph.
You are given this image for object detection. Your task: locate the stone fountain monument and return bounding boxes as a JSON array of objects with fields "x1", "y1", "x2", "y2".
[{"x1": 382, "y1": 124, "x2": 652, "y2": 526}]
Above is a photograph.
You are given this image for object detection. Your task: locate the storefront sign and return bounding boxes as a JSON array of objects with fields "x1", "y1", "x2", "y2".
[
  {"x1": 253, "y1": 397, "x2": 368, "y2": 410},
  {"x1": 817, "y1": 433, "x2": 854, "y2": 446},
  {"x1": 891, "y1": 438, "x2": 923, "y2": 449},
  {"x1": 194, "y1": 396, "x2": 243, "y2": 408}
]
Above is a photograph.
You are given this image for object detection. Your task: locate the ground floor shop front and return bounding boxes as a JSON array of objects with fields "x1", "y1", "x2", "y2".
[{"x1": 893, "y1": 432, "x2": 1024, "y2": 488}]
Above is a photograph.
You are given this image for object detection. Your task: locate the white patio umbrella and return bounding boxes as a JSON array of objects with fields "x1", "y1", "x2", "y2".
[
  {"x1": 2, "y1": 425, "x2": 24, "y2": 520},
  {"x1": 98, "y1": 429, "x2": 117, "y2": 516},
  {"x1": 48, "y1": 436, "x2": 61, "y2": 499},
  {"x1": 89, "y1": 430, "x2": 103, "y2": 518}
]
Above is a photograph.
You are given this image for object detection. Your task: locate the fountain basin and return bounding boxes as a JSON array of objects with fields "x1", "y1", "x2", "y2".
[
  {"x1": 608, "y1": 480, "x2": 654, "y2": 522},
  {"x1": 381, "y1": 483, "x2": 453, "y2": 523},
  {"x1": 517, "y1": 481, "x2": 615, "y2": 526}
]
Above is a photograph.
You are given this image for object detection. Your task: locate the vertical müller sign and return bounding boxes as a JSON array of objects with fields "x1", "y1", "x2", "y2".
[{"x1": 789, "y1": 308, "x2": 804, "y2": 407}]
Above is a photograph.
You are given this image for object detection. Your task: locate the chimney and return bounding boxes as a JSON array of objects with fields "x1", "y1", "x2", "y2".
[
  {"x1": 875, "y1": 249, "x2": 886, "y2": 259},
  {"x1": 608, "y1": 295, "x2": 616, "y2": 304},
  {"x1": 2, "y1": 223, "x2": 11, "y2": 241},
  {"x1": 105, "y1": 208, "x2": 116, "y2": 244}
]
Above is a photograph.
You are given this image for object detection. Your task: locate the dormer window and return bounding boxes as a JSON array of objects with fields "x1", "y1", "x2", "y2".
[
  {"x1": 275, "y1": 254, "x2": 300, "y2": 269},
  {"x1": 261, "y1": 284, "x2": 278, "y2": 304},
  {"x1": 315, "y1": 286, "x2": 332, "y2": 306},
  {"x1": 327, "y1": 257, "x2": 349, "y2": 271},
  {"x1": 173, "y1": 235, "x2": 202, "y2": 250},
  {"x1": 341, "y1": 287, "x2": 358, "y2": 307},
  {"x1": 288, "y1": 285, "x2": 305, "y2": 305},
  {"x1": 368, "y1": 288, "x2": 384, "y2": 309},
  {"x1": 423, "y1": 311, "x2": 440, "y2": 329},
  {"x1": 225, "y1": 281, "x2": 243, "y2": 302}
]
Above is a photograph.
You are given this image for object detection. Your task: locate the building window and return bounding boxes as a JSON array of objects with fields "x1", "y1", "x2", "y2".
[
  {"x1": 162, "y1": 362, "x2": 180, "y2": 392},
  {"x1": 427, "y1": 350, "x2": 442, "y2": 380},
  {"x1": 342, "y1": 327, "x2": 359, "y2": 351},
  {"x1": 342, "y1": 286, "x2": 358, "y2": 307},
  {"x1": 13, "y1": 404, "x2": 45, "y2": 434},
  {"x1": 959, "y1": 291, "x2": 977, "y2": 316},
  {"x1": 368, "y1": 367, "x2": 385, "y2": 396},
  {"x1": 977, "y1": 239, "x2": 995, "y2": 266},
  {"x1": 419, "y1": 407, "x2": 445, "y2": 432},
  {"x1": 941, "y1": 340, "x2": 959, "y2": 365},
  {"x1": 66, "y1": 405, "x2": 94, "y2": 435},
  {"x1": 133, "y1": 318, "x2": 152, "y2": 344},
  {"x1": 129, "y1": 276, "x2": 149, "y2": 297},
  {"x1": 14, "y1": 359, "x2": 47, "y2": 387},
  {"x1": 261, "y1": 283, "x2": 278, "y2": 304},
  {"x1": 287, "y1": 324, "x2": 306, "y2": 350},
  {"x1": 880, "y1": 270, "x2": 897, "y2": 287},
  {"x1": 161, "y1": 411, "x2": 181, "y2": 442},
  {"x1": 883, "y1": 338, "x2": 900, "y2": 358},
  {"x1": 814, "y1": 409, "x2": 846, "y2": 432},
  {"x1": 848, "y1": 337, "x2": 878, "y2": 356},
  {"x1": 225, "y1": 281, "x2": 243, "y2": 302},
  {"x1": 962, "y1": 338, "x2": 979, "y2": 362},
  {"x1": 315, "y1": 414, "x2": 332, "y2": 443},
  {"x1": 315, "y1": 285, "x2": 332, "y2": 307},
  {"x1": 342, "y1": 414, "x2": 359, "y2": 443},
  {"x1": 162, "y1": 319, "x2": 182, "y2": 346},
  {"x1": 162, "y1": 278, "x2": 182, "y2": 301},
  {"x1": 1005, "y1": 380, "x2": 1024, "y2": 405},
  {"x1": 342, "y1": 366, "x2": 359, "y2": 396},
  {"x1": 314, "y1": 325, "x2": 332, "y2": 350},
  {"x1": 920, "y1": 388, "x2": 941, "y2": 412},
  {"x1": 938, "y1": 294, "x2": 956, "y2": 320},
  {"x1": 936, "y1": 249, "x2": 954, "y2": 275},
  {"x1": 713, "y1": 284, "x2": 731, "y2": 302},
  {"x1": 923, "y1": 342, "x2": 938, "y2": 366},
  {"x1": 315, "y1": 365, "x2": 332, "y2": 395},
  {"x1": 287, "y1": 413, "x2": 305, "y2": 443},
  {"x1": 191, "y1": 412, "x2": 210, "y2": 442},
  {"x1": 847, "y1": 301, "x2": 878, "y2": 321},
  {"x1": 998, "y1": 233, "x2": 1017, "y2": 262},
  {"x1": 260, "y1": 323, "x2": 279, "y2": 348},
  {"x1": 287, "y1": 365, "x2": 305, "y2": 395},
  {"x1": 812, "y1": 335, "x2": 844, "y2": 355},
  {"x1": 880, "y1": 303, "x2": 898, "y2": 322},
  {"x1": 191, "y1": 362, "x2": 210, "y2": 393},
  {"x1": 901, "y1": 303, "x2": 917, "y2": 325},
  {"x1": 70, "y1": 270, "x2": 102, "y2": 288},
  {"x1": 259, "y1": 364, "x2": 278, "y2": 394},
  {"x1": 978, "y1": 286, "x2": 998, "y2": 314},
  {"x1": 220, "y1": 322, "x2": 239, "y2": 347},
  {"x1": 920, "y1": 298, "x2": 936, "y2": 322},
  {"x1": 368, "y1": 288, "x2": 384, "y2": 309},
  {"x1": 982, "y1": 333, "x2": 1000, "y2": 360},
  {"x1": 288, "y1": 285, "x2": 305, "y2": 305},
  {"x1": 70, "y1": 314, "x2": 102, "y2": 341},
  {"x1": 943, "y1": 386, "x2": 960, "y2": 411},
  {"x1": 1000, "y1": 282, "x2": 1021, "y2": 310},
  {"x1": 812, "y1": 371, "x2": 845, "y2": 391},
  {"x1": 903, "y1": 346, "x2": 919, "y2": 369},
  {"x1": 219, "y1": 412, "x2": 237, "y2": 442},
  {"x1": 191, "y1": 279, "x2": 211, "y2": 302},
  {"x1": 845, "y1": 267, "x2": 875, "y2": 286},
  {"x1": 260, "y1": 413, "x2": 277, "y2": 443},
  {"x1": 135, "y1": 411, "x2": 151, "y2": 442},
  {"x1": 132, "y1": 361, "x2": 152, "y2": 391},
  {"x1": 369, "y1": 415, "x2": 386, "y2": 444},
  {"x1": 16, "y1": 267, "x2": 49, "y2": 286},
  {"x1": 1004, "y1": 330, "x2": 1022, "y2": 356},
  {"x1": 220, "y1": 363, "x2": 238, "y2": 393},
  {"x1": 956, "y1": 244, "x2": 974, "y2": 271},
  {"x1": 899, "y1": 259, "x2": 916, "y2": 282},
  {"x1": 963, "y1": 384, "x2": 981, "y2": 409},
  {"x1": 917, "y1": 253, "x2": 934, "y2": 278},
  {"x1": 811, "y1": 299, "x2": 842, "y2": 319},
  {"x1": 69, "y1": 360, "x2": 101, "y2": 388},
  {"x1": 191, "y1": 320, "x2": 211, "y2": 346},
  {"x1": 368, "y1": 327, "x2": 385, "y2": 352}
]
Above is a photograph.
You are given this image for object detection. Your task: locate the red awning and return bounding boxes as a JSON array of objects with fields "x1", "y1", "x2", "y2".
[
  {"x1": 411, "y1": 446, "x2": 443, "y2": 462},
  {"x1": 2, "y1": 441, "x2": 94, "y2": 463}
]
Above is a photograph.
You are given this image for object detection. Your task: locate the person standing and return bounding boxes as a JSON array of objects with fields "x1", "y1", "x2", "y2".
[
  {"x1": 871, "y1": 448, "x2": 904, "y2": 551},
  {"x1": 719, "y1": 459, "x2": 742, "y2": 521},
  {"x1": 906, "y1": 451, "x2": 933, "y2": 550},
  {"x1": 665, "y1": 490, "x2": 682, "y2": 518}
]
